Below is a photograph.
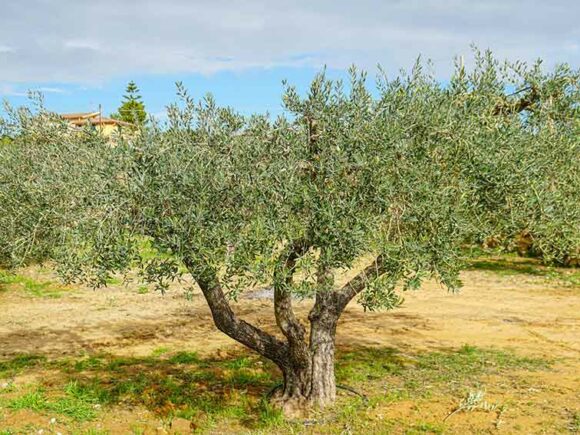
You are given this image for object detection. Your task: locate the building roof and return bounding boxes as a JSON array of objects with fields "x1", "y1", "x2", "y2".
[
  {"x1": 60, "y1": 112, "x2": 133, "y2": 127},
  {"x1": 61, "y1": 112, "x2": 101, "y2": 120}
]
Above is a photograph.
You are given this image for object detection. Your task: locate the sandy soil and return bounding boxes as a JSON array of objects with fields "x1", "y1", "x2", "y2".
[
  {"x1": 0, "y1": 264, "x2": 579, "y2": 433},
  {"x1": 1, "y1": 268, "x2": 578, "y2": 360}
]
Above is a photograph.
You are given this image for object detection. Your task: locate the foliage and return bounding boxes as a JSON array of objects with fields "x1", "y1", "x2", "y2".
[
  {"x1": 112, "y1": 80, "x2": 147, "y2": 124},
  {"x1": 452, "y1": 51, "x2": 580, "y2": 265},
  {"x1": 444, "y1": 390, "x2": 498, "y2": 421},
  {"x1": 0, "y1": 135, "x2": 12, "y2": 146},
  {"x1": 1, "y1": 51, "x2": 578, "y2": 305},
  {"x1": 0, "y1": 100, "x2": 111, "y2": 272}
]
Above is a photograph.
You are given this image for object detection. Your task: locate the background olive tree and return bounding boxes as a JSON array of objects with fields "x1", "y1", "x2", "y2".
[
  {"x1": 1, "y1": 52, "x2": 578, "y2": 413},
  {"x1": 452, "y1": 50, "x2": 580, "y2": 264}
]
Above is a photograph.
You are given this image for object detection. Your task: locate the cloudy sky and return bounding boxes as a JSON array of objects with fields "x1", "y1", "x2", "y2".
[{"x1": 1, "y1": 0, "x2": 578, "y2": 117}]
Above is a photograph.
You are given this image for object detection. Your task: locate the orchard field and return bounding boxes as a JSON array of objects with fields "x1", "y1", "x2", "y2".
[
  {"x1": 0, "y1": 254, "x2": 579, "y2": 434},
  {"x1": 1, "y1": 51, "x2": 579, "y2": 434}
]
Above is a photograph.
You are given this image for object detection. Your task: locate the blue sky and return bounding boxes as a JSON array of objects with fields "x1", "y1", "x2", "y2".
[
  {"x1": 1, "y1": 0, "x2": 579, "y2": 119},
  {"x1": 1, "y1": 67, "x2": 350, "y2": 118}
]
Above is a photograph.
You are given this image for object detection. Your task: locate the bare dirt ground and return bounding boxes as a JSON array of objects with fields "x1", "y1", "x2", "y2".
[{"x1": 0, "y1": 258, "x2": 579, "y2": 434}]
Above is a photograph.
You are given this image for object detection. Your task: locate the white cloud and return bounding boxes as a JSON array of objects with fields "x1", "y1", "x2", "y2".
[
  {"x1": 0, "y1": 84, "x2": 67, "y2": 97},
  {"x1": 0, "y1": 0, "x2": 578, "y2": 83},
  {"x1": 0, "y1": 84, "x2": 27, "y2": 97},
  {"x1": 35, "y1": 87, "x2": 67, "y2": 94},
  {"x1": 64, "y1": 40, "x2": 102, "y2": 51}
]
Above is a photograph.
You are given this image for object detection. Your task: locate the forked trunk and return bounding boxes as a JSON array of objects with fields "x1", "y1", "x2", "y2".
[
  {"x1": 274, "y1": 295, "x2": 339, "y2": 415},
  {"x1": 191, "y1": 255, "x2": 385, "y2": 415}
]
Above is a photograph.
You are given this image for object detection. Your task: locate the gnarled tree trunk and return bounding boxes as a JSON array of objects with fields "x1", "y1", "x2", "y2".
[
  {"x1": 188, "y1": 255, "x2": 386, "y2": 415},
  {"x1": 274, "y1": 298, "x2": 339, "y2": 413}
]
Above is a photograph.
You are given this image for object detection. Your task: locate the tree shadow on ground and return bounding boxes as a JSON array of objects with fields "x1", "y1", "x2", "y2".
[
  {"x1": 469, "y1": 258, "x2": 546, "y2": 275},
  {"x1": 0, "y1": 344, "x2": 552, "y2": 430},
  {"x1": 0, "y1": 350, "x2": 284, "y2": 429},
  {"x1": 467, "y1": 256, "x2": 579, "y2": 286}
]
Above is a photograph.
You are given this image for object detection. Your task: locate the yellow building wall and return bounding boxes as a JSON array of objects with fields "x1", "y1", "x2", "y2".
[{"x1": 97, "y1": 124, "x2": 120, "y2": 137}]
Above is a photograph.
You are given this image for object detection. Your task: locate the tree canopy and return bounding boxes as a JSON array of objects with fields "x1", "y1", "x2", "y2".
[
  {"x1": 112, "y1": 80, "x2": 147, "y2": 124},
  {"x1": 1, "y1": 50, "x2": 578, "y2": 411}
]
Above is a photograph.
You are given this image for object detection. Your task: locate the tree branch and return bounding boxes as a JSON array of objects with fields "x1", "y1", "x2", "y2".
[
  {"x1": 187, "y1": 261, "x2": 289, "y2": 367},
  {"x1": 273, "y1": 240, "x2": 310, "y2": 366},
  {"x1": 333, "y1": 255, "x2": 387, "y2": 314},
  {"x1": 493, "y1": 87, "x2": 539, "y2": 115}
]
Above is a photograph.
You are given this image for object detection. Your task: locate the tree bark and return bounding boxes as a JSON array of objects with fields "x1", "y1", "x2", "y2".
[
  {"x1": 276, "y1": 256, "x2": 387, "y2": 409},
  {"x1": 308, "y1": 290, "x2": 338, "y2": 405},
  {"x1": 272, "y1": 307, "x2": 338, "y2": 413},
  {"x1": 187, "y1": 262, "x2": 289, "y2": 367},
  {"x1": 275, "y1": 319, "x2": 337, "y2": 413},
  {"x1": 186, "y1": 254, "x2": 388, "y2": 414},
  {"x1": 272, "y1": 242, "x2": 313, "y2": 411}
]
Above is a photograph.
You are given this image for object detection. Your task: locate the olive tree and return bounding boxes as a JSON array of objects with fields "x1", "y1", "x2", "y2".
[
  {"x1": 450, "y1": 51, "x2": 580, "y2": 264},
  {"x1": 1, "y1": 54, "x2": 577, "y2": 412}
]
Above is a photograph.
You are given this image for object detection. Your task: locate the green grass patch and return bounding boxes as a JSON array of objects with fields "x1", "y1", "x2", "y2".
[
  {"x1": 256, "y1": 399, "x2": 284, "y2": 428},
  {"x1": 0, "y1": 354, "x2": 47, "y2": 377},
  {"x1": 7, "y1": 382, "x2": 99, "y2": 421},
  {"x1": 168, "y1": 351, "x2": 200, "y2": 364},
  {"x1": 224, "y1": 368, "x2": 271, "y2": 387},
  {"x1": 569, "y1": 411, "x2": 580, "y2": 433},
  {"x1": 104, "y1": 276, "x2": 122, "y2": 285},
  {"x1": 137, "y1": 285, "x2": 149, "y2": 294},
  {"x1": 414, "y1": 344, "x2": 550, "y2": 376},
  {"x1": 337, "y1": 347, "x2": 406, "y2": 383},
  {"x1": 337, "y1": 344, "x2": 551, "y2": 400},
  {"x1": 467, "y1": 255, "x2": 580, "y2": 286},
  {"x1": 415, "y1": 346, "x2": 544, "y2": 394},
  {"x1": 404, "y1": 421, "x2": 445, "y2": 434},
  {"x1": 0, "y1": 345, "x2": 553, "y2": 432},
  {"x1": 151, "y1": 346, "x2": 170, "y2": 357},
  {"x1": 222, "y1": 356, "x2": 252, "y2": 370},
  {"x1": 0, "y1": 270, "x2": 68, "y2": 298},
  {"x1": 7, "y1": 390, "x2": 47, "y2": 411},
  {"x1": 105, "y1": 356, "x2": 156, "y2": 371},
  {"x1": 12, "y1": 351, "x2": 275, "y2": 431},
  {"x1": 71, "y1": 356, "x2": 107, "y2": 372}
]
